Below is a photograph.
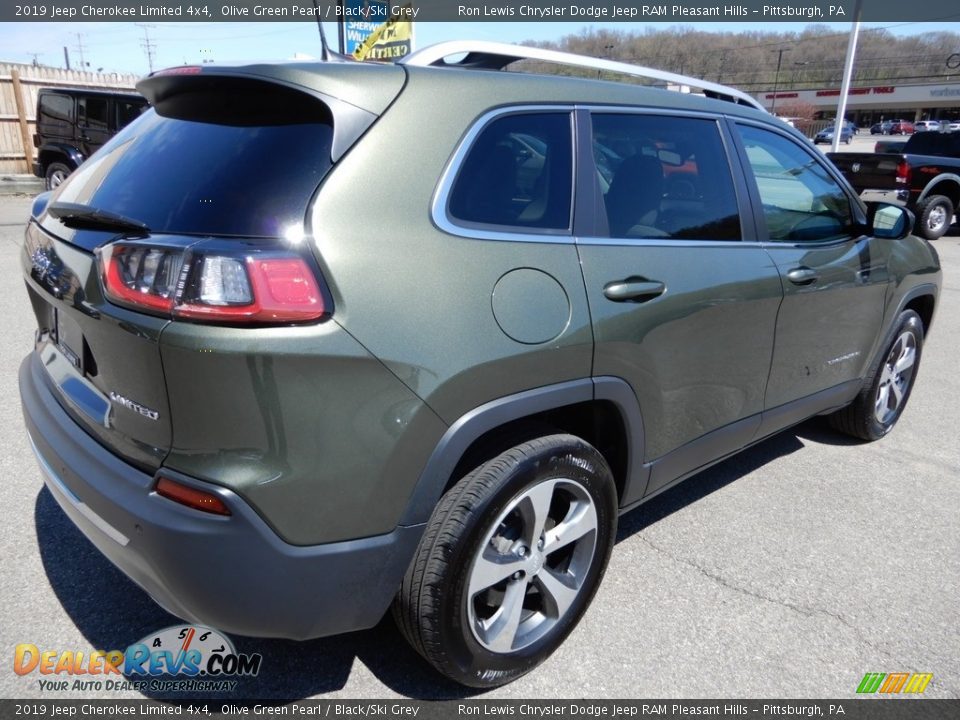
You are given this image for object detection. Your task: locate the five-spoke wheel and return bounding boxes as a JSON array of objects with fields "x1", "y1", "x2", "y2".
[{"x1": 393, "y1": 434, "x2": 617, "y2": 688}]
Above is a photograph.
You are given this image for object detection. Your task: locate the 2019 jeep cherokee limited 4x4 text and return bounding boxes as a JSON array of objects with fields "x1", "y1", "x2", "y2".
[{"x1": 19, "y1": 42, "x2": 941, "y2": 688}]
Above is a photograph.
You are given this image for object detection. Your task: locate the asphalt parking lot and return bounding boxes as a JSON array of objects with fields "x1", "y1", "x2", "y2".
[{"x1": 0, "y1": 193, "x2": 957, "y2": 701}]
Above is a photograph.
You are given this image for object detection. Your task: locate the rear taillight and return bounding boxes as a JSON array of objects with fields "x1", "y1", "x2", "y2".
[
  {"x1": 101, "y1": 244, "x2": 179, "y2": 313},
  {"x1": 896, "y1": 159, "x2": 911, "y2": 185},
  {"x1": 98, "y1": 241, "x2": 329, "y2": 324}
]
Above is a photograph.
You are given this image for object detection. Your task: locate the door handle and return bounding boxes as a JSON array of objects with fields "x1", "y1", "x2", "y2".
[
  {"x1": 786, "y1": 266, "x2": 818, "y2": 285},
  {"x1": 603, "y1": 279, "x2": 666, "y2": 302}
]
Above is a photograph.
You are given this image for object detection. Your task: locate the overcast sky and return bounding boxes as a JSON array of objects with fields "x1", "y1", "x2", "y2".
[{"x1": 0, "y1": 20, "x2": 954, "y2": 76}]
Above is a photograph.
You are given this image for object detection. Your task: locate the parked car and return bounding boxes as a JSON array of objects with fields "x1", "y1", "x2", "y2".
[
  {"x1": 915, "y1": 120, "x2": 941, "y2": 132},
  {"x1": 19, "y1": 40, "x2": 941, "y2": 689},
  {"x1": 814, "y1": 125, "x2": 853, "y2": 144},
  {"x1": 870, "y1": 122, "x2": 884, "y2": 135},
  {"x1": 32, "y1": 87, "x2": 148, "y2": 190},
  {"x1": 946, "y1": 120, "x2": 960, "y2": 133},
  {"x1": 889, "y1": 120, "x2": 915, "y2": 135}
]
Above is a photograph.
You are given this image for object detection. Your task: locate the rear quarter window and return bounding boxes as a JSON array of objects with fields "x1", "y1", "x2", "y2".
[
  {"x1": 38, "y1": 93, "x2": 73, "y2": 136},
  {"x1": 447, "y1": 112, "x2": 573, "y2": 233}
]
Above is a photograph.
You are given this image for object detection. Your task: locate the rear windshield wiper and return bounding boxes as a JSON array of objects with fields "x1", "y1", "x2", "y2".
[{"x1": 47, "y1": 202, "x2": 150, "y2": 235}]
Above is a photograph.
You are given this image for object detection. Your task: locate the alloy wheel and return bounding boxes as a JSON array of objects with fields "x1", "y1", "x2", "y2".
[
  {"x1": 466, "y1": 478, "x2": 598, "y2": 653},
  {"x1": 874, "y1": 331, "x2": 917, "y2": 425}
]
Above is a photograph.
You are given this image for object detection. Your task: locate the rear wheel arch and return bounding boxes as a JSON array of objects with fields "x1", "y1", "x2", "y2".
[
  {"x1": 399, "y1": 378, "x2": 646, "y2": 527},
  {"x1": 37, "y1": 147, "x2": 79, "y2": 172},
  {"x1": 917, "y1": 176, "x2": 960, "y2": 209}
]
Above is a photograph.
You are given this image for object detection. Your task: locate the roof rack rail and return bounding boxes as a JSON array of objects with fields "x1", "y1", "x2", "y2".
[{"x1": 400, "y1": 40, "x2": 766, "y2": 113}]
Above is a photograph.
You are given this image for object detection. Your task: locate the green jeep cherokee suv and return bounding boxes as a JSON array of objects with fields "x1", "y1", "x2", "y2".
[{"x1": 19, "y1": 41, "x2": 941, "y2": 687}]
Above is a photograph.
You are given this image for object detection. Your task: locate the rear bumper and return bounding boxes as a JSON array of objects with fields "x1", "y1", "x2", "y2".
[
  {"x1": 19, "y1": 352, "x2": 423, "y2": 640},
  {"x1": 860, "y1": 189, "x2": 911, "y2": 205},
  {"x1": 33, "y1": 161, "x2": 43, "y2": 178}
]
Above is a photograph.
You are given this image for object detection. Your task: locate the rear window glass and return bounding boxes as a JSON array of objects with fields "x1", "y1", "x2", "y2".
[
  {"x1": 447, "y1": 112, "x2": 573, "y2": 232},
  {"x1": 904, "y1": 132, "x2": 960, "y2": 156},
  {"x1": 38, "y1": 94, "x2": 73, "y2": 132},
  {"x1": 53, "y1": 84, "x2": 333, "y2": 238}
]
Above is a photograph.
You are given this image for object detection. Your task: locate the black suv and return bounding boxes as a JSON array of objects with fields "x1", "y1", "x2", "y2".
[
  {"x1": 19, "y1": 41, "x2": 941, "y2": 688},
  {"x1": 32, "y1": 87, "x2": 148, "y2": 189}
]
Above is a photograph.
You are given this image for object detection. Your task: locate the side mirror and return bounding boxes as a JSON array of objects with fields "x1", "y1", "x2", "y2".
[{"x1": 866, "y1": 202, "x2": 914, "y2": 240}]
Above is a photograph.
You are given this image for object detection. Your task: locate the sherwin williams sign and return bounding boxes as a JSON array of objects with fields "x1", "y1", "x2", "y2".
[
  {"x1": 339, "y1": 0, "x2": 413, "y2": 59},
  {"x1": 353, "y1": 13, "x2": 414, "y2": 60},
  {"x1": 340, "y1": 0, "x2": 386, "y2": 55}
]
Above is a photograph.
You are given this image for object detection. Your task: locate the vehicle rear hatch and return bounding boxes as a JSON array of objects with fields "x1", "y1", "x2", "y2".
[
  {"x1": 827, "y1": 152, "x2": 902, "y2": 192},
  {"x1": 23, "y1": 62, "x2": 404, "y2": 471}
]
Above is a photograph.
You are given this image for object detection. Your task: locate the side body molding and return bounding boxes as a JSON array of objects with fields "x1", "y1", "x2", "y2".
[{"x1": 398, "y1": 376, "x2": 649, "y2": 527}]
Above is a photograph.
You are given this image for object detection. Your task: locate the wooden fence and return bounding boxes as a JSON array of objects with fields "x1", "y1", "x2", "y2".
[{"x1": 0, "y1": 63, "x2": 139, "y2": 175}]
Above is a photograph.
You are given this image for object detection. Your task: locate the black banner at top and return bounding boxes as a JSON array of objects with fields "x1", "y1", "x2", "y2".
[{"x1": 4, "y1": 0, "x2": 960, "y2": 22}]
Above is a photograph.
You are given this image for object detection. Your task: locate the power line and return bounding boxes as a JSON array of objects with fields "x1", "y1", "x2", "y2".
[
  {"x1": 73, "y1": 32, "x2": 87, "y2": 70},
  {"x1": 136, "y1": 23, "x2": 157, "y2": 73}
]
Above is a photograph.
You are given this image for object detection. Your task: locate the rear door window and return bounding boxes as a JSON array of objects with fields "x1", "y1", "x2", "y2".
[
  {"x1": 79, "y1": 96, "x2": 110, "y2": 132},
  {"x1": 116, "y1": 98, "x2": 148, "y2": 129},
  {"x1": 591, "y1": 113, "x2": 741, "y2": 241},
  {"x1": 447, "y1": 112, "x2": 573, "y2": 232},
  {"x1": 52, "y1": 82, "x2": 334, "y2": 238}
]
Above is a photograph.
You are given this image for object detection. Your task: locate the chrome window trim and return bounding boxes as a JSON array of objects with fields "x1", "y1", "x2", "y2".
[
  {"x1": 432, "y1": 105, "x2": 577, "y2": 245},
  {"x1": 575, "y1": 237, "x2": 765, "y2": 249}
]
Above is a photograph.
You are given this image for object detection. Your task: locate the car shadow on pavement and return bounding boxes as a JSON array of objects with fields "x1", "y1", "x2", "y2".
[
  {"x1": 616, "y1": 421, "x2": 812, "y2": 542},
  {"x1": 34, "y1": 417, "x2": 840, "y2": 701},
  {"x1": 34, "y1": 487, "x2": 483, "y2": 701}
]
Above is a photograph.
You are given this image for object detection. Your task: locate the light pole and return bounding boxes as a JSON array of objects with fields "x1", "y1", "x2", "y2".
[{"x1": 770, "y1": 48, "x2": 791, "y2": 115}]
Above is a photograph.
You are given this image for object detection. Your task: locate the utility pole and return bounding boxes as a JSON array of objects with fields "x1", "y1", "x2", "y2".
[
  {"x1": 770, "y1": 47, "x2": 791, "y2": 115},
  {"x1": 717, "y1": 50, "x2": 727, "y2": 84},
  {"x1": 73, "y1": 32, "x2": 88, "y2": 70},
  {"x1": 597, "y1": 44, "x2": 615, "y2": 79},
  {"x1": 137, "y1": 24, "x2": 157, "y2": 73},
  {"x1": 833, "y1": 0, "x2": 864, "y2": 153},
  {"x1": 27, "y1": 53, "x2": 43, "y2": 67},
  {"x1": 63, "y1": 46, "x2": 70, "y2": 70}
]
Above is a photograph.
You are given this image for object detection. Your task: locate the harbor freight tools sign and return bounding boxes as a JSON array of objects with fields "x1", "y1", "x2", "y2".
[{"x1": 3, "y1": 1, "x2": 958, "y2": 22}]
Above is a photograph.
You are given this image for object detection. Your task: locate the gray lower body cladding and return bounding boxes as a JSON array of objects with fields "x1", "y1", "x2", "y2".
[{"x1": 20, "y1": 353, "x2": 423, "y2": 640}]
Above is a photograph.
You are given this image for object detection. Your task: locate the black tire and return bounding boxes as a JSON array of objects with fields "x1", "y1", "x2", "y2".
[
  {"x1": 914, "y1": 194, "x2": 954, "y2": 240},
  {"x1": 828, "y1": 310, "x2": 924, "y2": 441},
  {"x1": 393, "y1": 434, "x2": 617, "y2": 688},
  {"x1": 45, "y1": 162, "x2": 71, "y2": 191}
]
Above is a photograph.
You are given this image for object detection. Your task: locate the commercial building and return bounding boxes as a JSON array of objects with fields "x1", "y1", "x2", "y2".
[{"x1": 758, "y1": 81, "x2": 960, "y2": 126}]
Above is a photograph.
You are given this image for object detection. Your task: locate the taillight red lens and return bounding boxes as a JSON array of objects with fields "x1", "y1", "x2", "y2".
[
  {"x1": 100, "y1": 244, "x2": 178, "y2": 313},
  {"x1": 176, "y1": 255, "x2": 325, "y2": 322},
  {"x1": 896, "y1": 160, "x2": 911, "y2": 185},
  {"x1": 156, "y1": 477, "x2": 231, "y2": 516},
  {"x1": 97, "y1": 242, "x2": 329, "y2": 324}
]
